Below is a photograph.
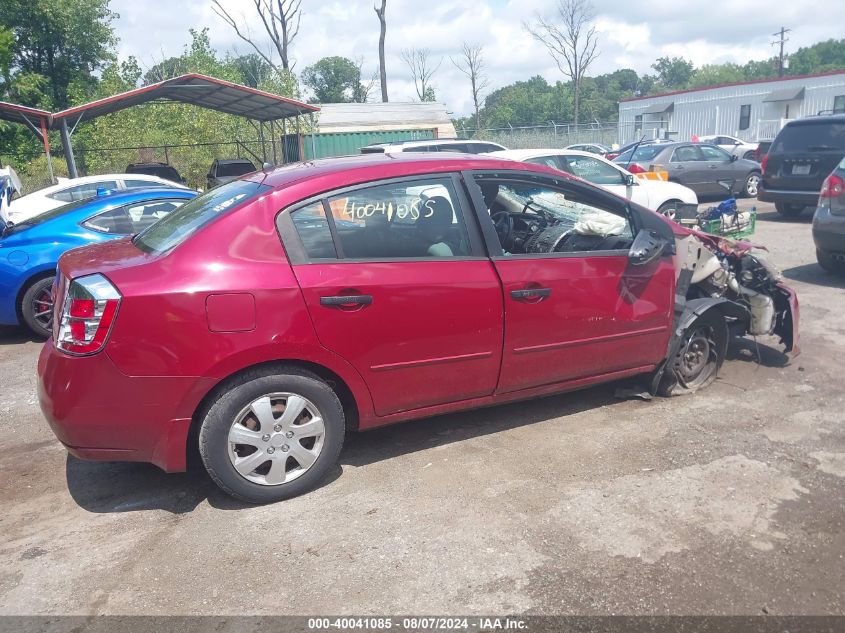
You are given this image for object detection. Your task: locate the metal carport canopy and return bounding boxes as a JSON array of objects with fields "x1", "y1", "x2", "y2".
[
  {"x1": 48, "y1": 73, "x2": 320, "y2": 179},
  {"x1": 0, "y1": 102, "x2": 56, "y2": 181}
]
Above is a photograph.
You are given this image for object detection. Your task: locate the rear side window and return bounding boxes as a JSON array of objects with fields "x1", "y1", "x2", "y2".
[
  {"x1": 289, "y1": 177, "x2": 471, "y2": 260},
  {"x1": 49, "y1": 180, "x2": 119, "y2": 202},
  {"x1": 561, "y1": 156, "x2": 625, "y2": 185},
  {"x1": 84, "y1": 200, "x2": 183, "y2": 234},
  {"x1": 771, "y1": 123, "x2": 845, "y2": 153},
  {"x1": 134, "y1": 180, "x2": 269, "y2": 253}
]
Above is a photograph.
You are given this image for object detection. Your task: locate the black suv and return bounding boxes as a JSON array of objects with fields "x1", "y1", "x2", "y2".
[
  {"x1": 206, "y1": 158, "x2": 257, "y2": 189},
  {"x1": 758, "y1": 114, "x2": 845, "y2": 217},
  {"x1": 125, "y1": 162, "x2": 186, "y2": 185}
]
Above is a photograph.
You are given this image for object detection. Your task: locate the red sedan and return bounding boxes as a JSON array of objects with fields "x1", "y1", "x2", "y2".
[{"x1": 38, "y1": 154, "x2": 798, "y2": 503}]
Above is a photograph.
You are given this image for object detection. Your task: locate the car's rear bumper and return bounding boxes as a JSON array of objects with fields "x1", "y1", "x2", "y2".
[
  {"x1": 37, "y1": 339, "x2": 215, "y2": 472},
  {"x1": 758, "y1": 186, "x2": 819, "y2": 206},
  {"x1": 812, "y1": 206, "x2": 845, "y2": 253}
]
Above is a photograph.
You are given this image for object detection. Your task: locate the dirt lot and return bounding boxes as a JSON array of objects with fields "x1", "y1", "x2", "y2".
[{"x1": 0, "y1": 200, "x2": 843, "y2": 616}]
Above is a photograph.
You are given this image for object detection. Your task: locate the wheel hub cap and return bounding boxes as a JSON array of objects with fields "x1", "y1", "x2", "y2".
[{"x1": 227, "y1": 393, "x2": 326, "y2": 486}]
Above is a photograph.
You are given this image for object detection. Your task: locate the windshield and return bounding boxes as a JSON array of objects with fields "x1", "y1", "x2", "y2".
[
  {"x1": 216, "y1": 162, "x2": 256, "y2": 177},
  {"x1": 134, "y1": 179, "x2": 270, "y2": 253},
  {"x1": 772, "y1": 122, "x2": 845, "y2": 153},
  {"x1": 613, "y1": 145, "x2": 664, "y2": 163}
]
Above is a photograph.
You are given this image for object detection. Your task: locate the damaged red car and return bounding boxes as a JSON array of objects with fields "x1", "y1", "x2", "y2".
[{"x1": 38, "y1": 154, "x2": 798, "y2": 503}]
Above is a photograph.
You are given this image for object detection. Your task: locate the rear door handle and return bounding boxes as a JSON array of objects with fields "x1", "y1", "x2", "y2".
[
  {"x1": 319, "y1": 294, "x2": 373, "y2": 307},
  {"x1": 510, "y1": 288, "x2": 551, "y2": 300}
]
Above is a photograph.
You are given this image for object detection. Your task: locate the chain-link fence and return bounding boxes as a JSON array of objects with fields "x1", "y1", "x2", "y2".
[{"x1": 456, "y1": 121, "x2": 636, "y2": 150}]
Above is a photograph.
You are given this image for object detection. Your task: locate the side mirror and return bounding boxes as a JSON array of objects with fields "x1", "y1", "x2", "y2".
[
  {"x1": 624, "y1": 173, "x2": 637, "y2": 186},
  {"x1": 730, "y1": 154, "x2": 738, "y2": 162},
  {"x1": 628, "y1": 229, "x2": 667, "y2": 266},
  {"x1": 262, "y1": 162, "x2": 274, "y2": 170}
]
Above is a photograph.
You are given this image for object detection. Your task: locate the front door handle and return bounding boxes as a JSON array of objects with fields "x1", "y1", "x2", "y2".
[
  {"x1": 320, "y1": 294, "x2": 373, "y2": 307},
  {"x1": 510, "y1": 288, "x2": 552, "y2": 301}
]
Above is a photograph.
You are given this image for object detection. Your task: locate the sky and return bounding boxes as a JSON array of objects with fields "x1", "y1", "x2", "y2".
[{"x1": 109, "y1": 0, "x2": 843, "y2": 116}]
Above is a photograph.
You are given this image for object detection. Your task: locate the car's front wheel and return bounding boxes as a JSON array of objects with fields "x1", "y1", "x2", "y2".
[
  {"x1": 775, "y1": 202, "x2": 806, "y2": 217},
  {"x1": 20, "y1": 276, "x2": 55, "y2": 339},
  {"x1": 657, "y1": 311, "x2": 727, "y2": 396},
  {"x1": 199, "y1": 368, "x2": 345, "y2": 503},
  {"x1": 743, "y1": 172, "x2": 761, "y2": 198}
]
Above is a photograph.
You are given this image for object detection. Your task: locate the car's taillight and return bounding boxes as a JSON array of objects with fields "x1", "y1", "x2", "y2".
[
  {"x1": 760, "y1": 154, "x2": 769, "y2": 174},
  {"x1": 820, "y1": 174, "x2": 844, "y2": 198},
  {"x1": 627, "y1": 163, "x2": 647, "y2": 174},
  {"x1": 56, "y1": 274, "x2": 121, "y2": 356}
]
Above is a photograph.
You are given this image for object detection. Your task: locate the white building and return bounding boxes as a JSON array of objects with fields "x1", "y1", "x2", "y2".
[{"x1": 618, "y1": 70, "x2": 845, "y2": 145}]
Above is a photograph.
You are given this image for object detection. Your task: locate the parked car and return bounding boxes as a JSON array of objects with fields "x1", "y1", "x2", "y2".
[
  {"x1": 564, "y1": 143, "x2": 611, "y2": 156},
  {"x1": 207, "y1": 158, "x2": 257, "y2": 189},
  {"x1": 38, "y1": 154, "x2": 797, "y2": 503},
  {"x1": 488, "y1": 148, "x2": 698, "y2": 216},
  {"x1": 360, "y1": 139, "x2": 507, "y2": 154},
  {"x1": 758, "y1": 114, "x2": 845, "y2": 218},
  {"x1": 812, "y1": 159, "x2": 845, "y2": 273},
  {"x1": 752, "y1": 140, "x2": 773, "y2": 163},
  {"x1": 126, "y1": 162, "x2": 186, "y2": 185},
  {"x1": 613, "y1": 142, "x2": 762, "y2": 199},
  {"x1": 1, "y1": 187, "x2": 196, "y2": 337},
  {"x1": 698, "y1": 135, "x2": 758, "y2": 161},
  {"x1": 7, "y1": 174, "x2": 189, "y2": 223}
]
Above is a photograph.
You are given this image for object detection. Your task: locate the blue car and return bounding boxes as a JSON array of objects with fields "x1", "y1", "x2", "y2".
[{"x1": 0, "y1": 187, "x2": 197, "y2": 337}]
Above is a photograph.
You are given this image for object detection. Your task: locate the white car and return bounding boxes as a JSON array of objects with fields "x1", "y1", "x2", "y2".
[
  {"x1": 698, "y1": 135, "x2": 758, "y2": 161},
  {"x1": 487, "y1": 149, "x2": 698, "y2": 215},
  {"x1": 360, "y1": 139, "x2": 507, "y2": 154},
  {"x1": 6, "y1": 173, "x2": 189, "y2": 223}
]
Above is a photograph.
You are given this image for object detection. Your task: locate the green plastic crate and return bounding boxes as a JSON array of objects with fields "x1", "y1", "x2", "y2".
[{"x1": 698, "y1": 209, "x2": 757, "y2": 239}]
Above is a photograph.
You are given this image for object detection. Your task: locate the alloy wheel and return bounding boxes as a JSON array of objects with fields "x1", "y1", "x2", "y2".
[
  {"x1": 31, "y1": 287, "x2": 54, "y2": 332},
  {"x1": 745, "y1": 174, "x2": 760, "y2": 197}
]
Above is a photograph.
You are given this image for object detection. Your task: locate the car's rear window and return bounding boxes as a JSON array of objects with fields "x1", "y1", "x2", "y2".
[
  {"x1": 216, "y1": 162, "x2": 256, "y2": 177},
  {"x1": 133, "y1": 179, "x2": 270, "y2": 254},
  {"x1": 614, "y1": 145, "x2": 664, "y2": 163},
  {"x1": 772, "y1": 122, "x2": 845, "y2": 153}
]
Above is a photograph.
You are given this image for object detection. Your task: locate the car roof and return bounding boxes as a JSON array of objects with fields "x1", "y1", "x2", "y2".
[
  {"x1": 17, "y1": 173, "x2": 175, "y2": 198},
  {"x1": 488, "y1": 148, "x2": 601, "y2": 161},
  {"x1": 258, "y1": 152, "x2": 567, "y2": 190},
  {"x1": 215, "y1": 158, "x2": 255, "y2": 164},
  {"x1": 786, "y1": 113, "x2": 845, "y2": 126},
  {"x1": 364, "y1": 138, "x2": 501, "y2": 149}
]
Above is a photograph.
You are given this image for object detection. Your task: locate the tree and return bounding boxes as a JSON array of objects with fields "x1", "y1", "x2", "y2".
[
  {"x1": 231, "y1": 53, "x2": 273, "y2": 88},
  {"x1": 401, "y1": 48, "x2": 441, "y2": 102},
  {"x1": 302, "y1": 56, "x2": 362, "y2": 103},
  {"x1": 525, "y1": 0, "x2": 599, "y2": 126},
  {"x1": 688, "y1": 63, "x2": 744, "y2": 88},
  {"x1": 1, "y1": 0, "x2": 117, "y2": 109},
  {"x1": 451, "y1": 43, "x2": 489, "y2": 131},
  {"x1": 352, "y1": 58, "x2": 378, "y2": 103},
  {"x1": 143, "y1": 57, "x2": 185, "y2": 85},
  {"x1": 374, "y1": 0, "x2": 388, "y2": 102},
  {"x1": 651, "y1": 56, "x2": 694, "y2": 90},
  {"x1": 211, "y1": 0, "x2": 301, "y2": 72}
]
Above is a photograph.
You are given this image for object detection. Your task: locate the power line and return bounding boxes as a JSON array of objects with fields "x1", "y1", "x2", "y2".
[{"x1": 771, "y1": 27, "x2": 791, "y2": 77}]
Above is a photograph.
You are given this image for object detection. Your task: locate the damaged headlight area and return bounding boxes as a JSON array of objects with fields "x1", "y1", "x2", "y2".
[{"x1": 675, "y1": 232, "x2": 798, "y2": 353}]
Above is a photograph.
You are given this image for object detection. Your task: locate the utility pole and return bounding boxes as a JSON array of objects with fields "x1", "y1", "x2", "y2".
[{"x1": 772, "y1": 27, "x2": 791, "y2": 77}]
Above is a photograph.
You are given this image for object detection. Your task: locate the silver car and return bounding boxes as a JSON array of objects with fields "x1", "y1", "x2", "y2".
[{"x1": 613, "y1": 142, "x2": 762, "y2": 198}]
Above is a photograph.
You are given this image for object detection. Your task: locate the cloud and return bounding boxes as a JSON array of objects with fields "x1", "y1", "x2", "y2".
[{"x1": 108, "y1": 0, "x2": 844, "y2": 117}]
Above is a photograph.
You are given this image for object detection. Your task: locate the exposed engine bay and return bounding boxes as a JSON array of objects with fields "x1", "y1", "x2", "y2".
[{"x1": 675, "y1": 232, "x2": 797, "y2": 353}]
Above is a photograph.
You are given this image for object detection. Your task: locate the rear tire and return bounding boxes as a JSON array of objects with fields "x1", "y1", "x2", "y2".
[
  {"x1": 199, "y1": 367, "x2": 345, "y2": 504},
  {"x1": 657, "y1": 311, "x2": 728, "y2": 397},
  {"x1": 817, "y1": 249, "x2": 845, "y2": 274},
  {"x1": 657, "y1": 200, "x2": 681, "y2": 220},
  {"x1": 775, "y1": 202, "x2": 805, "y2": 217},
  {"x1": 743, "y1": 151, "x2": 756, "y2": 160},
  {"x1": 20, "y1": 276, "x2": 55, "y2": 339}
]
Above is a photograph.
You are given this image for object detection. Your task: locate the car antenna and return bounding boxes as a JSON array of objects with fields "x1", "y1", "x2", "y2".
[{"x1": 624, "y1": 135, "x2": 647, "y2": 171}]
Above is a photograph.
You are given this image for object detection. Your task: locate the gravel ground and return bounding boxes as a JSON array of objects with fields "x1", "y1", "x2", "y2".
[{"x1": 0, "y1": 200, "x2": 843, "y2": 616}]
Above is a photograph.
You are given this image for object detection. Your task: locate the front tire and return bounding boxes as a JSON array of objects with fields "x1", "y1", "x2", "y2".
[
  {"x1": 657, "y1": 312, "x2": 728, "y2": 396},
  {"x1": 20, "y1": 276, "x2": 55, "y2": 339},
  {"x1": 775, "y1": 202, "x2": 805, "y2": 217},
  {"x1": 743, "y1": 172, "x2": 761, "y2": 198},
  {"x1": 657, "y1": 200, "x2": 680, "y2": 220},
  {"x1": 199, "y1": 368, "x2": 345, "y2": 504}
]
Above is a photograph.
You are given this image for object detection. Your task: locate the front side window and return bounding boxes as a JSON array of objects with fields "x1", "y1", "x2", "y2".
[
  {"x1": 561, "y1": 156, "x2": 625, "y2": 185},
  {"x1": 290, "y1": 177, "x2": 471, "y2": 260},
  {"x1": 134, "y1": 179, "x2": 270, "y2": 253},
  {"x1": 473, "y1": 174, "x2": 634, "y2": 257},
  {"x1": 739, "y1": 104, "x2": 751, "y2": 131},
  {"x1": 700, "y1": 145, "x2": 732, "y2": 161}
]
